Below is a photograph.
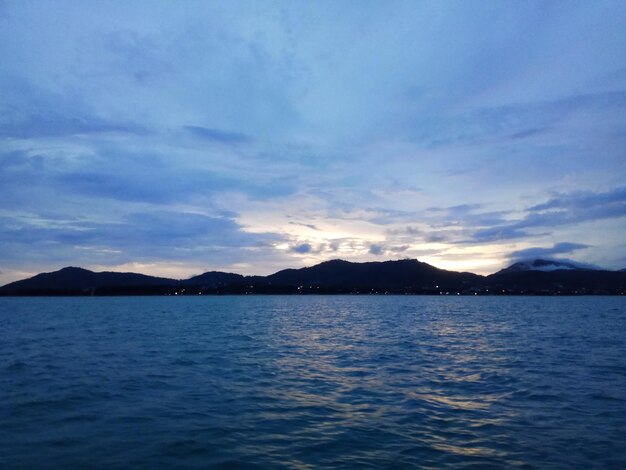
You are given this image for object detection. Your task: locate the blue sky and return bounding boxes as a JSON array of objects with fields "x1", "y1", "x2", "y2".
[{"x1": 1, "y1": 1, "x2": 625, "y2": 283}]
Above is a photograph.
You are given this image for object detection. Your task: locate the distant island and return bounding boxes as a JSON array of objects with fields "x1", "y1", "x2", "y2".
[{"x1": 1, "y1": 258, "x2": 625, "y2": 296}]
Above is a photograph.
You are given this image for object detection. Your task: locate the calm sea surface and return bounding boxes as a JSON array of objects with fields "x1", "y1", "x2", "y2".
[{"x1": 1, "y1": 296, "x2": 625, "y2": 468}]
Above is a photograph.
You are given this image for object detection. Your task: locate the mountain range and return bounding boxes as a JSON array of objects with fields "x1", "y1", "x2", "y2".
[{"x1": 1, "y1": 258, "x2": 625, "y2": 296}]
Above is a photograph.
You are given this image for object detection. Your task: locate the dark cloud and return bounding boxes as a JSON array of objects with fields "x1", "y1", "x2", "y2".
[
  {"x1": 509, "y1": 242, "x2": 590, "y2": 261},
  {"x1": 0, "y1": 145, "x2": 296, "y2": 207},
  {"x1": 0, "y1": 77, "x2": 146, "y2": 138},
  {"x1": 55, "y1": 161, "x2": 265, "y2": 204},
  {"x1": 505, "y1": 127, "x2": 550, "y2": 140},
  {"x1": 411, "y1": 90, "x2": 626, "y2": 148},
  {"x1": 424, "y1": 232, "x2": 454, "y2": 243},
  {"x1": 469, "y1": 187, "x2": 626, "y2": 242},
  {"x1": 58, "y1": 171, "x2": 183, "y2": 204},
  {"x1": 0, "y1": 211, "x2": 283, "y2": 266},
  {"x1": 378, "y1": 187, "x2": 625, "y2": 247},
  {"x1": 369, "y1": 244, "x2": 384, "y2": 255},
  {"x1": 184, "y1": 126, "x2": 252, "y2": 144},
  {"x1": 0, "y1": 114, "x2": 145, "y2": 139},
  {"x1": 291, "y1": 243, "x2": 312, "y2": 254},
  {"x1": 470, "y1": 227, "x2": 535, "y2": 243},
  {"x1": 0, "y1": 151, "x2": 48, "y2": 185},
  {"x1": 530, "y1": 187, "x2": 626, "y2": 212}
]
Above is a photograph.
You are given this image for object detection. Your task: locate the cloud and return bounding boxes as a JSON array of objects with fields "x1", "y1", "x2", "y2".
[
  {"x1": 1, "y1": 1, "x2": 625, "y2": 278},
  {"x1": 0, "y1": 77, "x2": 146, "y2": 139},
  {"x1": 405, "y1": 90, "x2": 626, "y2": 149},
  {"x1": 530, "y1": 187, "x2": 626, "y2": 212},
  {"x1": 471, "y1": 227, "x2": 535, "y2": 243},
  {"x1": 424, "y1": 232, "x2": 455, "y2": 243},
  {"x1": 291, "y1": 243, "x2": 312, "y2": 254},
  {"x1": 0, "y1": 143, "x2": 297, "y2": 208},
  {"x1": 469, "y1": 187, "x2": 626, "y2": 242},
  {"x1": 369, "y1": 244, "x2": 384, "y2": 255},
  {"x1": 289, "y1": 222, "x2": 320, "y2": 231},
  {"x1": 57, "y1": 165, "x2": 238, "y2": 204},
  {"x1": 509, "y1": 242, "x2": 590, "y2": 261},
  {"x1": 505, "y1": 127, "x2": 550, "y2": 140},
  {"x1": 184, "y1": 126, "x2": 252, "y2": 144},
  {"x1": 403, "y1": 226, "x2": 420, "y2": 235},
  {"x1": 0, "y1": 113, "x2": 145, "y2": 139},
  {"x1": 0, "y1": 210, "x2": 283, "y2": 267}
]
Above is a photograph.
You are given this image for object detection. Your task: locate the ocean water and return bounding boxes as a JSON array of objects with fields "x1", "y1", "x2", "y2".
[{"x1": 1, "y1": 296, "x2": 625, "y2": 469}]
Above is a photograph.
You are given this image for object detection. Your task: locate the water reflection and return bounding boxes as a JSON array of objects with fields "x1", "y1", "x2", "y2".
[
  {"x1": 242, "y1": 297, "x2": 524, "y2": 464},
  {"x1": 3, "y1": 296, "x2": 624, "y2": 468}
]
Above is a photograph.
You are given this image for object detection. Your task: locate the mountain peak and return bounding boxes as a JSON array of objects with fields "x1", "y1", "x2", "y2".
[
  {"x1": 499, "y1": 258, "x2": 593, "y2": 273},
  {"x1": 318, "y1": 259, "x2": 352, "y2": 266},
  {"x1": 58, "y1": 266, "x2": 93, "y2": 273}
]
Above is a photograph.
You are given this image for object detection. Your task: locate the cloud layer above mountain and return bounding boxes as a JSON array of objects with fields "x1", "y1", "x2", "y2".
[{"x1": 1, "y1": 1, "x2": 625, "y2": 283}]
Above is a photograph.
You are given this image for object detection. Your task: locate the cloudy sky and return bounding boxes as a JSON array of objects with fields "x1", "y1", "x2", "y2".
[{"x1": 1, "y1": 1, "x2": 625, "y2": 283}]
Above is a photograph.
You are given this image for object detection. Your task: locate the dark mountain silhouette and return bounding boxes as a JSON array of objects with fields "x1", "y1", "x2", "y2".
[
  {"x1": 488, "y1": 261, "x2": 626, "y2": 294},
  {"x1": 184, "y1": 271, "x2": 245, "y2": 288},
  {"x1": 264, "y1": 259, "x2": 481, "y2": 292},
  {"x1": 0, "y1": 266, "x2": 180, "y2": 295},
  {"x1": 496, "y1": 258, "x2": 591, "y2": 273},
  {"x1": 1, "y1": 258, "x2": 625, "y2": 295}
]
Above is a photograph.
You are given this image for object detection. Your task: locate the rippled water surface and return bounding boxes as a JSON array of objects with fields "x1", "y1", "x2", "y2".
[{"x1": 1, "y1": 296, "x2": 625, "y2": 468}]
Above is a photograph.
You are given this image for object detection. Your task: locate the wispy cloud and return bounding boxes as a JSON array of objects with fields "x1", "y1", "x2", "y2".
[
  {"x1": 0, "y1": 115, "x2": 145, "y2": 139},
  {"x1": 0, "y1": 210, "x2": 283, "y2": 267},
  {"x1": 469, "y1": 187, "x2": 626, "y2": 242},
  {"x1": 0, "y1": 144, "x2": 297, "y2": 207},
  {"x1": 530, "y1": 187, "x2": 626, "y2": 212},
  {"x1": 0, "y1": 77, "x2": 146, "y2": 138},
  {"x1": 509, "y1": 242, "x2": 590, "y2": 261},
  {"x1": 184, "y1": 126, "x2": 252, "y2": 144},
  {"x1": 405, "y1": 89, "x2": 626, "y2": 149}
]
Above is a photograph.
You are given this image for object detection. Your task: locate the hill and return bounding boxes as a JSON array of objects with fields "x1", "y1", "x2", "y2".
[
  {"x1": 0, "y1": 266, "x2": 180, "y2": 295},
  {"x1": 488, "y1": 260, "x2": 626, "y2": 294},
  {"x1": 1, "y1": 258, "x2": 625, "y2": 295},
  {"x1": 264, "y1": 259, "x2": 482, "y2": 293}
]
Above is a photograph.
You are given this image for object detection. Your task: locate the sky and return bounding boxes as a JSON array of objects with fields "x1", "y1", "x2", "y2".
[{"x1": 1, "y1": 0, "x2": 625, "y2": 283}]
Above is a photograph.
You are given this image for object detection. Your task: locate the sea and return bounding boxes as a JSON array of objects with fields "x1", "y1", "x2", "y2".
[{"x1": 1, "y1": 296, "x2": 625, "y2": 469}]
